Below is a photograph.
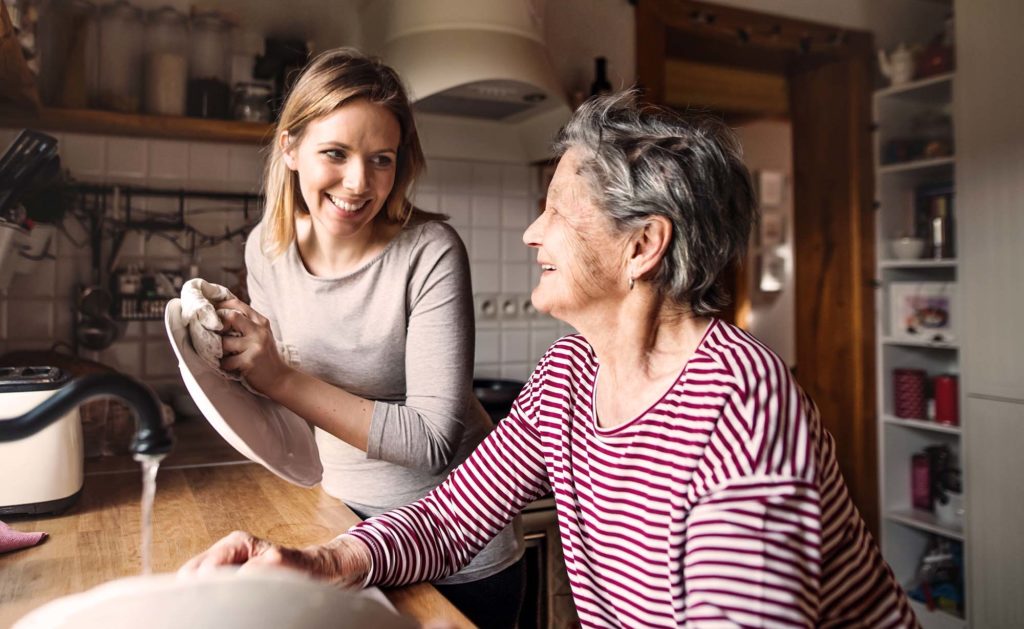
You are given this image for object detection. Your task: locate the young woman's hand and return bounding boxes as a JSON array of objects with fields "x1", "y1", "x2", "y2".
[
  {"x1": 217, "y1": 298, "x2": 292, "y2": 396},
  {"x1": 178, "y1": 530, "x2": 372, "y2": 588}
]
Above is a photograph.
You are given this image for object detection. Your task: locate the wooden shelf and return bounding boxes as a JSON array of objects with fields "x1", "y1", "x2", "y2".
[
  {"x1": 883, "y1": 414, "x2": 962, "y2": 435},
  {"x1": 878, "y1": 156, "x2": 955, "y2": 174},
  {"x1": 0, "y1": 107, "x2": 274, "y2": 144},
  {"x1": 881, "y1": 336, "x2": 958, "y2": 350},
  {"x1": 875, "y1": 72, "x2": 955, "y2": 100},
  {"x1": 878, "y1": 258, "x2": 957, "y2": 269},
  {"x1": 885, "y1": 509, "x2": 964, "y2": 540}
]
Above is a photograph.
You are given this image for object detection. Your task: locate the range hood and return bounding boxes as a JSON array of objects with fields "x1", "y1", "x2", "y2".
[{"x1": 361, "y1": 0, "x2": 571, "y2": 163}]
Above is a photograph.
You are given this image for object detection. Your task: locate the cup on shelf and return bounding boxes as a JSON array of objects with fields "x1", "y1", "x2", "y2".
[
  {"x1": 890, "y1": 236, "x2": 925, "y2": 260},
  {"x1": 935, "y1": 490, "x2": 965, "y2": 528}
]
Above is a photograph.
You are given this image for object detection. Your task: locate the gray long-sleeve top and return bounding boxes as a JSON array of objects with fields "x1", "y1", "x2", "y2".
[{"x1": 245, "y1": 218, "x2": 522, "y2": 584}]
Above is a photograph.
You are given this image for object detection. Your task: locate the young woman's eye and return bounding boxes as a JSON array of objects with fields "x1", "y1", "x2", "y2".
[
  {"x1": 322, "y1": 149, "x2": 346, "y2": 161},
  {"x1": 372, "y1": 155, "x2": 394, "y2": 167}
]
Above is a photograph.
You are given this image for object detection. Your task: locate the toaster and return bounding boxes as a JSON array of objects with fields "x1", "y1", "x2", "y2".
[{"x1": 0, "y1": 366, "x2": 84, "y2": 516}]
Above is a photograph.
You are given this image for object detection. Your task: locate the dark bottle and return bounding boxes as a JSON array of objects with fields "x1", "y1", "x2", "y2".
[{"x1": 590, "y1": 57, "x2": 612, "y2": 97}]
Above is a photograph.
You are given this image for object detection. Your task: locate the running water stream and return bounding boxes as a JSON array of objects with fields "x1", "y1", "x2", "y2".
[{"x1": 134, "y1": 453, "x2": 165, "y2": 575}]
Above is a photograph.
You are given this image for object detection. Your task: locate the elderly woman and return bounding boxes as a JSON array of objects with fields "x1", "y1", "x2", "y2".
[{"x1": 183, "y1": 92, "x2": 918, "y2": 628}]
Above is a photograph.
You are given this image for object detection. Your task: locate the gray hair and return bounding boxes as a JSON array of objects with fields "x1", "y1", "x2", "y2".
[{"x1": 554, "y1": 90, "x2": 756, "y2": 316}]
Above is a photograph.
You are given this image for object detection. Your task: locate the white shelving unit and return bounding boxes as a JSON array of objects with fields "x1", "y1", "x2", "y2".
[{"x1": 874, "y1": 70, "x2": 967, "y2": 628}]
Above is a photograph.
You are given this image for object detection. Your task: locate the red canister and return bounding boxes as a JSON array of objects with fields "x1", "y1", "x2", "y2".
[
  {"x1": 893, "y1": 368, "x2": 927, "y2": 419},
  {"x1": 933, "y1": 374, "x2": 959, "y2": 425}
]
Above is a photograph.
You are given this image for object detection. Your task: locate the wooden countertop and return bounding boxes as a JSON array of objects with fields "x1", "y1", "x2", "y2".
[{"x1": 0, "y1": 458, "x2": 472, "y2": 628}]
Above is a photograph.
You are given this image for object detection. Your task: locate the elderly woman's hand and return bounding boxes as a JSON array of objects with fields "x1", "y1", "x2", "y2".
[
  {"x1": 178, "y1": 530, "x2": 372, "y2": 588},
  {"x1": 216, "y1": 298, "x2": 292, "y2": 396}
]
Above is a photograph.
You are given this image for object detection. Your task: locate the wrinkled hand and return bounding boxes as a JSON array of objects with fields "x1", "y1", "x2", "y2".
[
  {"x1": 217, "y1": 298, "x2": 292, "y2": 396},
  {"x1": 178, "y1": 530, "x2": 372, "y2": 588}
]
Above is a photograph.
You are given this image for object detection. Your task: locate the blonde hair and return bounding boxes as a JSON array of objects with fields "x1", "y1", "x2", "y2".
[{"x1": 261, "y1": 48, "x2": 427, "y2": 257}]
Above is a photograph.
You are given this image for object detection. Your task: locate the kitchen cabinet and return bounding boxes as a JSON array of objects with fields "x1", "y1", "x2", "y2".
[
  {"x1": 873, "y1": 69, "x2": 965, "y2": 628},
  {"x1": 954, "y1": 0, "x2": 1024, "y2": 627}
]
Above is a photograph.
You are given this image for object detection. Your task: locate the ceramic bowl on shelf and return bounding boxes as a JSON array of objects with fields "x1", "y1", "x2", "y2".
[{"x1": 889, "y1": 237, "x2": 925, "y2": 260}]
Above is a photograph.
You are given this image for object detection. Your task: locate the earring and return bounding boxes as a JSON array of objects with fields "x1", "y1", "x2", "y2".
[{"x1": 628, "y1": 276, "x2": 635, "y2": 290}]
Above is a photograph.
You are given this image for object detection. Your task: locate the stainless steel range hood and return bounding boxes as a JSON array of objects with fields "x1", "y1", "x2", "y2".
[{"x1": 361, "y1": 0, "x2": 571, "y2": 163}]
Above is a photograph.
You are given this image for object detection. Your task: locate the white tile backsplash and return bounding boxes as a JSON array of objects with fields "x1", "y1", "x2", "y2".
[
  {"x1": 188, "y1": 142, "x2": 231, "y2": 185},
  {"x1": 441, "y1": 192, "x2": 471, "y2": 226},
  {"x1": 7, "y1": 299, "x2": 54, "y2": 340},
  {"x1": 1, "y1": 138, "x2": 549, "y2": 389},
  {"x1": 148, "y1": 140, "x2": 190, "y2": 181},
  {"x1": 470, "y1": 228, "x2": 501, "y2": 262},
  {"x1": 472, "y1": 163, "x2": 502, "y2": 196},
  {"x1": 106, "y1": 138, "x2": 148, "y2": 179},
  {"x1": 61, "y1": 133, "x2": 106, "y2": 179},
  {"x1": 471, "y1": 195, "x2": 501, "y2": 227}
]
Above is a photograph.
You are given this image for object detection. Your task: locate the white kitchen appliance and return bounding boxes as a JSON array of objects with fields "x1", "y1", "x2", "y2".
[{"x1": 0, "y1": 366, "x2": 84, "y2": 516}]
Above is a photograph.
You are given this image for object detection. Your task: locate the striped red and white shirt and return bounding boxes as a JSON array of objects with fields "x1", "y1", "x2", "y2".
[{"x1": 349, "y1": 320, "x2": 919, "y2": 628}]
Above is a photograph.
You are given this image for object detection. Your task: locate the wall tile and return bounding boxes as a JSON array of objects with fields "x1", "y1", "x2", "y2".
[
  {"x1": 500, "y1": 362, "x2": 532, "y2": 382},
  {"x1": 7, "y1": 299, "x2": 54, "y2": 339},
  {"x1": 501, "y1": 263, "x2": 531, "y2": 294},
  {"x1": 474, "y1": 364, "x2": 501, "y2": 379},
  {"x1": 56, "y1": 216, "x2": 90, "y2": 257},
  {"x1": 502, "y1": 196, "x2": 536, "y2": 229},
  {"x1": 471, "y1": 195, "x2": 501, "y2": 227},
  {"x1": 470, "y1": 228, "x2": 501, "y2": 262},
  {"x1": 501, "y1": 165, "x2": 531, "y2": 196},
  {"x1": 100, "y1": 340, "x2": 142, "y2": 376},
  {"x1": 475, "y1": 328, "x2": 500, "y2": 363},
  {"x1": 0, "y1": 299, "x2": 7, "y2": 339},
  {"x1": 501, "y1": 229, "x2": 529, "y2": 263},
  {"x1": 106, "y1": 138, "x2": 148, "y2": 180},
  {"x1": 417, "y1": 164, "x2": 441, "y2": 192},
  {"x1": 55, "y1": 255, "x2": 91, "y2": 299},
  {"x1": 472, "y1": 163, "x2": 502, "y2": 196},
  {"x1": 501, "y1": 329, "x2": 530, "y2": 363},
  {"x1": 228, "y1": 144, "x2": 263, "y2": 187},
  {"x1": 452, "y1": 224, "x2": 471, "y2": 251},
  {"x1": 188, "y1": 142, "x2": 230, "y2": 185},
  {"x1": 148, "y1": 140, "x2": 189, "y2": 181},
  {"x1": 61, "y1": 133, "x2": 106, "y2": 179},
  {"x1": 413, "y1": 191, "x2": 440, "y2": 213},
  {"x1": 470, "y1": 261, "x2": 500, "y2": 294},
  {"x1": 439, "y1": 160, "x2": 473, "y2": 193},
  {"x1": 7, "y1": 259, "x2": 57, "y2": 298},
  {"x1": 441, "y1": 193, "x2": 471, "y2": 226},
  {"x1": 144, "y1": 339, "x2": 179, "y2": 378}
]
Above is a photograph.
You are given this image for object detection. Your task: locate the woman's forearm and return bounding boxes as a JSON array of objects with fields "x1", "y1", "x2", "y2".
[{"x1": 266, "y1": 367, "x2": 373, "y2": 451}]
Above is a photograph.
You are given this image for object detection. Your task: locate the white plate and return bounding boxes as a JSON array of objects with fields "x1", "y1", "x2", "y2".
[
  {"x1": 13, "y1": 569, "x2": 414, "y2": 629},
  {"x1": 164, "y1": 298, "x2": 322, "y2": 487}
]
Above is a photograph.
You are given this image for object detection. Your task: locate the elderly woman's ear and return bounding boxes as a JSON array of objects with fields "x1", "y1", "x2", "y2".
[{"x1": 625, "y1": 215, "x2": 672, "y2": 286}]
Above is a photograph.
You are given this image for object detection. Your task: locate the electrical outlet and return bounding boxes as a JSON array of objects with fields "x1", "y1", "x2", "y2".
[
  {"x1": 474, "y1": 293, "x2": 498, "y2": 320},
  {"x1": 519, "y1": 293, "x2": 538, "y2": 318},
  {"x1": 498, "y1": 294, "x2": 519, "y2": 319}
]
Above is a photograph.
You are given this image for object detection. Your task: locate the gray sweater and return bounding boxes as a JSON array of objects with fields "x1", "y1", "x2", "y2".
[{"x1": 245, "y1": 218, "x2": 523, "y2": 584}]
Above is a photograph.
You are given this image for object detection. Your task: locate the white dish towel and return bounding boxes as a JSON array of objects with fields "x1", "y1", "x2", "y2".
[{"x1": 179, "y1": 278, "x2": 299, "y2": 392}]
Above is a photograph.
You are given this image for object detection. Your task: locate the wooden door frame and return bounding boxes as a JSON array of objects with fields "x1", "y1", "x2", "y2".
[{"x1": 636, "y1": 0, "x2": 879, "y2": 533}]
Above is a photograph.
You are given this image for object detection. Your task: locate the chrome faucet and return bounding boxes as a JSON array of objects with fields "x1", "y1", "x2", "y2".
[{"x1": 0, "y1": 372, "x2": 174, "y2": 455}]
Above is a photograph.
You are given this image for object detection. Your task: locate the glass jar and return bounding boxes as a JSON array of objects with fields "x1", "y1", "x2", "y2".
[
  {"x1": 231, "y1": 82, "x2": 272, "y2": 123},
  {"x1": 187, "y1": 11, "x2": 230, "y2": 118},
  {"x1": 96, "y1": 0, "x2": 143, "y2": 112},
  {"x1": 35, "y1": 0, "x2": 99, "y2": 108},
  {"x1": 143, "y1": 6, "x2": 188, "y2": 115}
]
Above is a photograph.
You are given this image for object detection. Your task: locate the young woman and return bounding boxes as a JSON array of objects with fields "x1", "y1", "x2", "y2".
[{"x1": 206, "y1": 49, "x2": 524, "y2": 627}]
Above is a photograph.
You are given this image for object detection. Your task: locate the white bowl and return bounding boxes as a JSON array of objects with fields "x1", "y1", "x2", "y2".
[
  {"x1": 14, "y1": 569, "x2": 415, "y2": 629},
  {"x1": 890, "y1": 237, "x2": 925, "y2": 260}
]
